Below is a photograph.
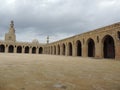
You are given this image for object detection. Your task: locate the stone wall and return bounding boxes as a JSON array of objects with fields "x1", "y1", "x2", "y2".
[
  {"x1": 44, "y1": 22, "x2": 120, "y2": 60},
  {"x1": 0, "y1": 40, "x2": 44, "y2": 54},
  {"x1": 0, "y1": 21, "x2": 120, "y2": 60}
]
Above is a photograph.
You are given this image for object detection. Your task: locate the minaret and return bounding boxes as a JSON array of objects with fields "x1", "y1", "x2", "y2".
[
  {"x1": 9, "y1": 20, "x2": 15, "y2": 34},
  {"x1": 5, "y1": 20, "x2": 16, "y2": 42},
  {"x1": 47, "y1": 36, "x2": 49, "y2": 44}
]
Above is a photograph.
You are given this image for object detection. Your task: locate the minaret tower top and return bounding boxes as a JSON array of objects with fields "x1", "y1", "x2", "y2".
[
  {"x1": 5, "y1": 20, "x2": 16, "y2": 42},
  {"x1": 9, "y1": 20, "x2": 15, "y2": 34},
  {"x1": 47, "y1": 36, "x2": 49, "y2": 44},
  {"x1": 10, "y1": 20, "x2": 14, "y2": 28}
]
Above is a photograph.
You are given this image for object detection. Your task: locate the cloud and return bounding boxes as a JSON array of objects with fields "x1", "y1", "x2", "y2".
[{"x1": 0, "y1": 0, "x2": 120, "y2": 43}]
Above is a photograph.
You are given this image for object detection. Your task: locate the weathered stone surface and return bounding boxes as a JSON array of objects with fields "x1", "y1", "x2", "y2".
[
  {"x1": 44, "y1": 22, "x2": 120, "y2": 60},
  {"x1": 0, "y1": 21, "x2": 120, "y2": 59}
]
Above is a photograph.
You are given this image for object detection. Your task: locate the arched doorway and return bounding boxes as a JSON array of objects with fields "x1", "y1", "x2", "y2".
[
  {"x1": 8, "y1": 45, "x2": 14, "y2": 53},
  {"x1": 62, "y1": 44, "x2": 66, "y2": 55},
  {"x1": 68, "y1": 42, "x2": 72, "y2": 56},
  {"x1": 39, "y1": 47, "x2": 43, "y2": 54},
  {"x1": 32, "y1": 47, "x2": 36, "y2": 54},
  {"x1": 103, "y1": 35, "x2": 115, "y2": 59},
  {"x1": 58, "y1": 45, "x2": 60, "y2": 55},
  {"x1": 17, "y1": 46, "x2": 22, "y2": 53},
  {"x1": 87, "y1": 39, "x2": 95, "y2": 57},
  {"x1": 25, "y1": 46, "x2": 29, "y2": 53},
  {"x1": 0, "y1": 44, "x2": 5, "y2": 52},
  {"x1": 76, "y1": 40, "x2": 82, "y2": 56}
]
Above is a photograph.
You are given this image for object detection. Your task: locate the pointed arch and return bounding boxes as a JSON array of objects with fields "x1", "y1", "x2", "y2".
[
  {"x1": 0, "y1": 44, "x2": 5, "y2": 52},
  {"x1": 54, "y1": 46, "x2": 56, "y2": 55},
  {"x1": 57, "y1": 44, "x2": 60, "y2": 55},
  {"x1": 25, "y1": 46, "x2": 29, "y2": 53},
  {"x1": 68, "y1": 42, "x2": 72, "y2": 56},
  {"x1": 62, "y1": 43, "x2": 66, "y2": 55},
  {"x1": 87, "y1": 38, "x2": 95, "y2": 57},
  {"x1": 39, "y1": 47, "x2": 43, "y2": 54},
  {"x1": 17, "y1": 46, "x2": 22, "y2": 53},
  {"x1": 8, "y1": 45, "x2": 14, "y2": 53},
  {"x1": 32, "y1": 47, "x2": 36, "y2": 54},
  {"x1": 102, "y1": 35, "x2": 115, "y2": 59},
  {"x1": 76, "y1": 40, "x2": 82, "y2": 56}
]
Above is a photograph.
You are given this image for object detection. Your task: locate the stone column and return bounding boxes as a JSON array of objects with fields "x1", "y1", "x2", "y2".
[
  {"x1": 75, "y1": 46, "x2": 77, "y2": 56},
  {"x1": 36, "y1": 47, "x2": 39, "y2": 54},
  {"x1": 43, "y1": 47, "x2": 45, "y2": 54},
  {"x1": 50, "y1": 47, "x2": 51, "y2": 54},
  {"x1": 48, "y1": 47, "x2": 50, "y2": 54},
  {"x1": 5, "y1": 45, "x2": 8, "y2": 53},
  {"x1": 46, "y1": 48, "x2": 47, "y2": 54},
  {"x1": 66, "y1": 43, "x2": 69, "y2": 56},
  {"x1": 95, "y1": 42, "x2": 102, "y2": 59},
  {"x1": 65, "y1": 43, "x2": 67, "y2": 56},
  {"x1": 82, "y1": 44, "x2": 87, "y2": 57},
  {"x1": 56, "y1": 46, "x2": 58, "y2": 55},
  {"x1": 47, "y1": 47, "x2": 48, "y2": 54},
  {"x1": 30, "y1": 47, "x2": 32, "y2": 54},
  {"x1": 60, "y1": 44, "x2": 62, "y2": 55},
  {"x1": 73, "y1": 43, "x2": 77, "y2": 56},
  {"x1": 22, "y1": 47, "x2": 25, "y2": 53},
  {"x1": 51, "y1": 47, "x2": 53, "y2": 55},
  {"x1": 14, "y1": 47, "x2": 17, "y2": 53},
  {"x1": 115, "y1": 39, "x2": 120, "y2": 60}
]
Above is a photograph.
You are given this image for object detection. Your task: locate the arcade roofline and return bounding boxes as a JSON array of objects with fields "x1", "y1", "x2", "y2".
[{"x1": 49, "y1": 22, "x2": 120, "y2": 44}]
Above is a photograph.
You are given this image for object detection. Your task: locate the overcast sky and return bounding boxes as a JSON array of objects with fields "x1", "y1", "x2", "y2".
[{"x1": 0, "y1": 0, "x2": 120, "y2": 43}]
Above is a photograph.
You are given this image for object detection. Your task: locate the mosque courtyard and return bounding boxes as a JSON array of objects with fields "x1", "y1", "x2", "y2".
[{"x1": 0, "y1": 53, "x2": 120, "y2": 90}]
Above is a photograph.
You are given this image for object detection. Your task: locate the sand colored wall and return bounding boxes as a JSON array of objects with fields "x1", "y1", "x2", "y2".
[
  {"x1": 0, "y1": 21, "x2": 120, "y2": 60},
  {"x1": 0, "y1": 21, "x2": 44, "y2": 54},
  {"x1": 44, "y1": 22, "x2": 120, "y2": 60}
]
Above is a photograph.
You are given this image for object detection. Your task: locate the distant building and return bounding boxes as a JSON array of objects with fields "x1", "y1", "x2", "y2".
[{"x1": 0, "y1": 21, "x2": 44, "y2": 54}]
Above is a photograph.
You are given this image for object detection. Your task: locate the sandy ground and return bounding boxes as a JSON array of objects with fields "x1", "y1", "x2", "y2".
[{"x1": 0, "y1": 53, "x2": 120, "y2": 90}]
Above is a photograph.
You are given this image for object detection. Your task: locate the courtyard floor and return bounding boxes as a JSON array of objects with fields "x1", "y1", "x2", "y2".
[{"x1": 0, "y1": 53, "x2": 120, "y2": 90}]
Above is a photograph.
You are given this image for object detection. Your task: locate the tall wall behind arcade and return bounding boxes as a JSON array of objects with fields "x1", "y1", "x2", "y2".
[{"x1": 44, "y1": 22, "x2": 120, "y2": 60}]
